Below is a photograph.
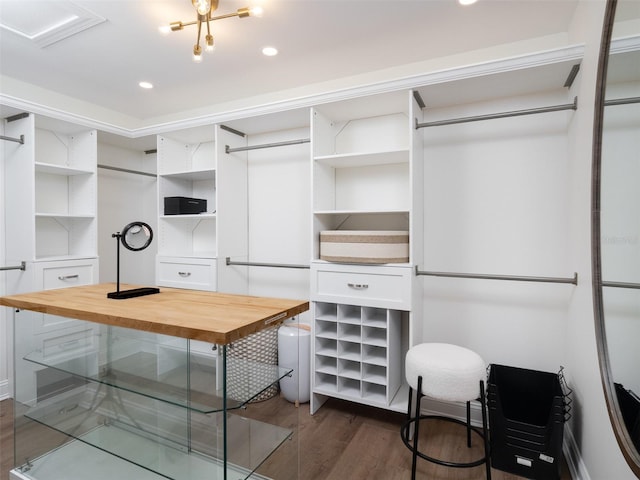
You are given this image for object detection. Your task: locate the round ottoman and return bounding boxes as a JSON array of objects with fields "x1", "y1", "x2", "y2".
[{"x1": 401, "y1": 343, "x2": 491, "y2": 479}]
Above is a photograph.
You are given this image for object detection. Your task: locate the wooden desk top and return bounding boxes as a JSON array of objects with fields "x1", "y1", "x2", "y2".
[{"x1": 0, "y1": 283, "x2": 309, "y2": 344}]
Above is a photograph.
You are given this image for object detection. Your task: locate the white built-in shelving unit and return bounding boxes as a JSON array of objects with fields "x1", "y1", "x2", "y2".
[
  {"x1": 156, "y1": 127, "x2": 218, "y2": 291},
  {"x1": 310, "y1": 90, "x2": 424, "y2": 413},
  {"x1": 3, "y1": 112, "x2": 100, "y2": 403}
]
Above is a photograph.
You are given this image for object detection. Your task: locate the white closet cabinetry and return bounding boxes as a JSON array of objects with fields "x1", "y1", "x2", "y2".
[
  {"x1": 156, "y1": 129, "x2": 217, "y2": 291},
  {"x1": 3, "y1": 113, "x2": 98, "y2": 295},
  {"x1": 310, "y1": 91, "x2": 424, "y2": 414},
  {"x1": 4, "y1": 113, "x2": 98, "y2": 268},
  {"x1": 3, "y1": 113, "x2": 99, "y2": 402}
]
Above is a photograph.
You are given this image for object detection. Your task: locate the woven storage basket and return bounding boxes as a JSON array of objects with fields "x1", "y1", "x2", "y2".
[{"x1": 226, "y1": 325, "x2": 279, "y2": 403}]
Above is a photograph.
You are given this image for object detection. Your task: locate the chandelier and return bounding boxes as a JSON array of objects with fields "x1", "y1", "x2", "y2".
[{"x1": 162, "y1": 0, "x2": 263, "y2": 63}]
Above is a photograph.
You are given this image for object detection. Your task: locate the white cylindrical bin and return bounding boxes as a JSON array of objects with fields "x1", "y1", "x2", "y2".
[{"x1": 278, "y1": 324, "x2": 310, "y2": 405}]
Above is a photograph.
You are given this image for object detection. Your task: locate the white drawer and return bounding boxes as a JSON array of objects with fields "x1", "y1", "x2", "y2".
[
  {"x1": 38, "y1": 259, "x2": 97, "y2": 290},
  {"x1": 311, "y1": 263, "x2": 412, "y2": 309},
  {"x1": 37, "y1": 325, "x2": 98, "y2": 361},
  {"x1": 156, "y1": 256, "x2": 217, "y2": 291}
]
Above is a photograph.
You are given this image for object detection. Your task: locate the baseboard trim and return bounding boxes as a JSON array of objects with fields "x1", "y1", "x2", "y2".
[
  {"x1": 563, "y1": 426, "x2": 590, "y2": 480},
  {"x1": 0, "y1": 379, "x2": 9, "y2": 401},
  {"x1": 420, "y1": 397, "x2": 484, "y2": 426}
]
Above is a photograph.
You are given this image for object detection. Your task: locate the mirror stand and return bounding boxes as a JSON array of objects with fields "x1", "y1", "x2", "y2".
[{"x1": 107, "y1": 222, "x2": 160, "y2": 300}]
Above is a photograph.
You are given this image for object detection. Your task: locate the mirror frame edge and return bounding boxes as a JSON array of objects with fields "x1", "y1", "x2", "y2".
[{"x1": 592, "y1": 0, "x2": 640, "y2": 475}]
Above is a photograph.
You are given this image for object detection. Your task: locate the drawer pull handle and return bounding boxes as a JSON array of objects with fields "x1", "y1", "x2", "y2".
[
  {"x1": 178, "y1": 271, "x2": 191, "y2": 277},
  {"x1": 347, "y1": 283, "x2": 369, "y2": 290},
  {"x1": 58, "y1": 274, "x2": 79, "y2": 280}
]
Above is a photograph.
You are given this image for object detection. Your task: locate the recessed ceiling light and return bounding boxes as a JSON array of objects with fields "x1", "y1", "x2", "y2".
[
  {"x1": 459, "y1": 0, "x2": 478, "y2": 5},
  {"x1": 262, "y1": 46, "x2": 278, "y2": 57},
  {"x1": 139, "y1": 81, "x2": 153, "y2": 89}
]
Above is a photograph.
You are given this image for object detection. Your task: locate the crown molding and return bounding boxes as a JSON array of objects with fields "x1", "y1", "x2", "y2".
[{"x1": 2, "y1": 44, "x2": 585, "y2": 139}]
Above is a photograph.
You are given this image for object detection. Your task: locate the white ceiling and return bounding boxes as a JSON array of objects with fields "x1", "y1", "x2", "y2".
[{"x1": 0, "y1": 0, "x2": 581, "y2": 136}]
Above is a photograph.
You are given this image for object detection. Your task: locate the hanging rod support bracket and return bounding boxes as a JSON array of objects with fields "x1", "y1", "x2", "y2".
[
  {"x1": 0, "y1": 261, "x2": 26, "y2": 272},
  {"x1": 0, "y1": 134, "x2": 24, "y2": 145}
]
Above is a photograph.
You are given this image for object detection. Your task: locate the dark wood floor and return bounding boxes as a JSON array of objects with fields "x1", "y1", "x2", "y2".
[{"x1": 1, "y1": 396, "x2": 570, "y2": 480}]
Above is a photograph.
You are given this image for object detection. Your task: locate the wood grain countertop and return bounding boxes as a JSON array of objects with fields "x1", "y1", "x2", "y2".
[{"x1": 0, "y1": 283, "x2": 309, "y2": 344}]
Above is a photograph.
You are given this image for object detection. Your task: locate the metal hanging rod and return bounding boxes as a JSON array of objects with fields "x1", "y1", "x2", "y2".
[
  {"x1": 225, "y1": 138, "x2": 310, "y2": 154},
  {"x1": 602, "y1": 281, "x2": 640, "y2": 290},
  {"x1": 0, "y1": 134, "x2": 24, "y2": 144},
  {"x1": 0, "y1": 261, "x2": 26, "y2": 272},
  {"x1": 98, "y1": 164, "x2": 157, "y2": 178},
  {"x1": 226, "y1": 257, "x2": 310, "y2": 270},
  {"x1": 416, "y1": 97, "x2": 578, "y2": 129},
  {"x1": 605, "y1": 96, "x2": 640, "y2": 107},
  {"x1": 415, "y1": 267, "x2": 578, "y2": 285}
]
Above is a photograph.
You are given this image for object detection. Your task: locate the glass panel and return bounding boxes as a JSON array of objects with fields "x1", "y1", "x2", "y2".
[
  {"x1": 13, "y1": 311, "x2": 301, "y2": 480},
  {"x1": 21, "y1": 325, "x2": 292, "y2": 414}
]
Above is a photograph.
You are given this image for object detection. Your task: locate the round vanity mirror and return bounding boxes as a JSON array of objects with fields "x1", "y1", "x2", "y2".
[
  {"x1": 592, "y1": 0, "x2": 640, "y2": 475},
  {"x1": 121, "y1": 221, "x2": 154, "y2": 251}
]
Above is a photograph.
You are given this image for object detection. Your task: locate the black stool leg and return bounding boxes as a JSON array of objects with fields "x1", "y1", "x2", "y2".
[
  {"x1": 410, "y1": 376, "x2": 424, "y2": 480},
  {"x1": 480, "y1": 379, "x2": 491, "y2": 480},
  {"x1": 466, "y1": 400, "x2": 472, "y2": 447}
]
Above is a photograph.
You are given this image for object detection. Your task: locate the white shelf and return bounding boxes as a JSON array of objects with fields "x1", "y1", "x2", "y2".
[
  {"x1": 160, "y1": 168, "x2": 216, "y2": 181},
  {"x1": 35, "y1": 162, "x2": 94, "y2": 175},
  {"x1": 313, "y1": 209, "x2": 410, "y2": 215},
  {"x1": 314, "y1": 149, "x2": 409, "y2": 167},
  {"x1": 12, "y1": 418, "x2": 285, "y2": 480},
  {"x1": 160, "y1": 213, "x2": 217, "y2": 220},
  {"x1": 36, "y1": 213, "x2": 95, "y2": 218}
]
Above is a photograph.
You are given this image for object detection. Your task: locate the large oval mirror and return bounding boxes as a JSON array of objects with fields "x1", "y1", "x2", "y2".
[{"x1": 593, "y1": 0, "x2": 640, "y2": 475}]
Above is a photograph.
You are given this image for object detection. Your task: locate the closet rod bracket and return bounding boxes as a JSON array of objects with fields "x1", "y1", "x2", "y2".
[
  {"x1": 0, "y1": 261, "x2": 26, "y2": 272},
  {"x1": 0, "y1": 134, "x2": 24, "y2": 145}
]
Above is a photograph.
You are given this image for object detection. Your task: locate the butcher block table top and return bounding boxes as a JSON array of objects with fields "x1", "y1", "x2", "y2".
[{"x1": 0, "y1": 283, "x2": 309, "y2": 344}]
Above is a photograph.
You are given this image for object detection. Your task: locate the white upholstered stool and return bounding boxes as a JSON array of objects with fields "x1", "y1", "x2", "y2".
[{"x1": 400, "y1": 343, "x2": 491, "y2": 479}]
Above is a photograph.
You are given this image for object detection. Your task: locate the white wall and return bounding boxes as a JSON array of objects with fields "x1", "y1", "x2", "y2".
[
  {"x1": 245, "y1": 127, "x2": 311, "y2": 326},
  {"x1": 97, "y1": 142, "x2": 157, "y2": 287},
  {"x1": 420, "y1": 90, "x2": 573, "y2": 372}
]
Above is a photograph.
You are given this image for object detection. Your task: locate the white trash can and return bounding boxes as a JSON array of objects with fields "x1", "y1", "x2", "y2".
[{"x1": 278, "y1": 324, "x2": 311, "y2": 406}]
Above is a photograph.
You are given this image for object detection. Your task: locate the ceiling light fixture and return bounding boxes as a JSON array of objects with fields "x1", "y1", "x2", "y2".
[
  {"x1": 262, "y1": 46, "x2": 278, "y2": 56},
  {"x1": 161, "y1": 0, "x2": 263, "y2": 63},
  {"x1": 458, "y1": 0, "x2": 478, "y2": 5}
]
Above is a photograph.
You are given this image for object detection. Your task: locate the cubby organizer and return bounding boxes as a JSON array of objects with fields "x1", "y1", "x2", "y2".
[{"x1": 313, "y1": 302, "x2": 403, "y2": 408}]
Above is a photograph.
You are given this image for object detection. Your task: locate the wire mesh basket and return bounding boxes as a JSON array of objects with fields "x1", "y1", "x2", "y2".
[{"x1": 226, "y1": 325, "x2": 279, "y2": 403}]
